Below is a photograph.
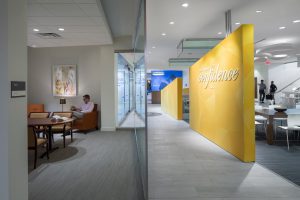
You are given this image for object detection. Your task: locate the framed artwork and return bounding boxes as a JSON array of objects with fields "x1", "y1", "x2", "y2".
[{"x1": 52, "y1": 65, "x2": 77, "y2": 97}]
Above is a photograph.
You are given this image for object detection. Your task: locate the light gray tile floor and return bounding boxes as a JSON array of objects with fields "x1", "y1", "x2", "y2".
[
  {"x1": 119, "y1": 111, "x2": 145, "y2": 128},
  {"x1": 148, "y1": 104, "x2": 300, "y2": 200}
]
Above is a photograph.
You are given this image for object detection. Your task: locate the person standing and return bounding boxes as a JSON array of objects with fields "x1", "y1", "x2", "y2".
[
  {"x1": 259, "y1": 80, "x2": 267, "y2": 103},
  {"x1": 269, "y1": 81, "x2": 277, "y2": 104}
]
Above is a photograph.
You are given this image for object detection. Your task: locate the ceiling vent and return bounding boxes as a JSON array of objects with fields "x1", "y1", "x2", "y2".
[{"x1": 36, "y1": 33, "x2": 62, "y2": 39}]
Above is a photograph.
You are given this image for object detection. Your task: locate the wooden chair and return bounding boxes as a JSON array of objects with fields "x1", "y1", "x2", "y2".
[
  {"x1": 51, "y1": 112, "x2": 73, "y2": 148},
  {"x1": 28, "y1": 112, "x2": 51, "y2": 137},
  {"x1": 28, "y1": 126, "x2": 49, "y2": 169}
]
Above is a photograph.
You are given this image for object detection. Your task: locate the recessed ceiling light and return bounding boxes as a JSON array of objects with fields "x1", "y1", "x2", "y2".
[
  {"x1": 273, "y1": 54, "x2": 287, "y2": 58},
  {"x1": 161, "y1": 33, "x2": 166, "y2": 36},
  {"x1": 256, "y1": 10, "x2": 263, "y2": 13},
  {"x1": 235, "y1": 22, "x2": 241, "y2": 25},
  {"x1": 182, "y1": 3, "x2": 189, "y2": 8},
  {"x1": 33, "y1": 28, "x2": 39, "y2": 32},
  {"x1": 293, "y1": 20, "x2": 300, "y2": 23},
  {"x1": 217, "y1": 32, "x2": 222, "y2": 35},
  {"x1": 58, "y1": 28, "x2": 65, "y2": 31},
  {"x1": 152, "y1": 46, "x2": 156, "y2": 49},
  {"x1": 169, "y1": 21, "x2": 175, "y2": 25},
  {"x1": 32, "y1": 45, "x2": 37, "y2": 48},
  {"x1": 279, "y1": 26, "x2": 286, "y2": 30}
]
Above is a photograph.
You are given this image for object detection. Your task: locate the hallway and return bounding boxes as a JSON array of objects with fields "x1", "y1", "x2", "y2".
[{"x1": 148, "y1": 104, "x2": 300, "y2": 200}]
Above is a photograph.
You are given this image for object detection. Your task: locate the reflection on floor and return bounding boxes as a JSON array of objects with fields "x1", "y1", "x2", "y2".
[
  {"x1": 119, "y1": 111, "x2": 145, "y2": 128},
  {"x1": 28, "y1": 131, "x2": 144, "y2": 200},
  {"x1": 148, "y1": 104, "x2": 300, "y2": 200}
]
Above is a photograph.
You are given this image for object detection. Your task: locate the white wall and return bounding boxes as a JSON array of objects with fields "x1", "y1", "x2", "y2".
[
  {"x1": 28, "y1": 45, "x2": 116, "y2": 131},
  {"x1": 268, "y1": 62, "x2": 300, "y2": 91},
  {"x1": 254, "y1": 63, "x2": 269, "y2": 99},
  {"x1": 268, "y1": 62, "x2": 300, "y2": 103},
  {"x1": 182, "y1": 69, "x2": 189, "y2": 88},
  {"x1": 0, "y1": 0, "x2": 28, "y2": 199}
]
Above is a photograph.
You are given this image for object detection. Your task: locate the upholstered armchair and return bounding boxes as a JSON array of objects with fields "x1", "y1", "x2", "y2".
[{"x1": 73, "y1": 104, "x2": 100, "y2": 133}]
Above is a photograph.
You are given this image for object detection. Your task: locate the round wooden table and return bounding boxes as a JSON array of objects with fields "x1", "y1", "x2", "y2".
[{"x1": 28, "y1": 118, "x2": 74, "y2": 155}]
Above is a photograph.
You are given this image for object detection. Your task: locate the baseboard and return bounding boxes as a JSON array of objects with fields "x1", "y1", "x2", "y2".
[{"x1": 101, "y1": 127, "x2": 116, "y2": 132}]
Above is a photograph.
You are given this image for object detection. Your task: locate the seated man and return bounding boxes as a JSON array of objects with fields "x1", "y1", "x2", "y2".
[{"x1": 71, "y1": 94, "x2": 94, "y2": 119}]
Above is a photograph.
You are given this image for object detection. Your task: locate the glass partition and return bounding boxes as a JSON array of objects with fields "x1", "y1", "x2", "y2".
[
  {"x1": 117, "y1": 54, "x2": 133, "y2": 125},
  {"x1": 133, "y1": 0, "x2": 147, "y2": 198}
]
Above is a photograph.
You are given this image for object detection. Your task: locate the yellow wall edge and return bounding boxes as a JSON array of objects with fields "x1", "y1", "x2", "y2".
[{"x1": 161, "y1": 78, "x2": 183, "y2": 120}]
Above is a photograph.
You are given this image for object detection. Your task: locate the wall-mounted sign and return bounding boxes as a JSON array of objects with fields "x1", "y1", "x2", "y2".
[
  {"x1": 151, "y1": 70, "x2": 183, "y2": 91},
  {"x1": 11, "y1": 81, "x2": 26, "y2": 98},
  {"x1": 198, "y1": 64, "x2": 240, "y2": 89}
]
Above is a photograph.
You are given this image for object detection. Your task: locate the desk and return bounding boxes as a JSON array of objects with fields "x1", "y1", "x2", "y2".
[
  {"x1": 255, "y1": 108, "x2": 300, "y2": 144},
  {"x1": 28, "y1": 118, "x2": 74, "y2": 153}
]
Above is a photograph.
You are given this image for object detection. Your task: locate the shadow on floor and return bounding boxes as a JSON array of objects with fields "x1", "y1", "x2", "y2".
[{"x1": 28, "y1": 131, "x2": 145, "y2": 200}]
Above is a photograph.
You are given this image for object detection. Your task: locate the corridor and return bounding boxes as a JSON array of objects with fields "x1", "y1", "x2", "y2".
[{"x1": 148, "y1": 104, "x2": 300, "y2": 200}]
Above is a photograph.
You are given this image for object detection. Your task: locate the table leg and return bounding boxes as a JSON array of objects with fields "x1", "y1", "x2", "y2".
[{"x1": 266, "y1": 116, "x2": 274, "y2": 144}]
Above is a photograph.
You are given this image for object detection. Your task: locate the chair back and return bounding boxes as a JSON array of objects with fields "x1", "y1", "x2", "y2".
[
  {"x1": 28, "y1": 127, "x2": 37, "y2": 148},
  {"x1": 93, "y1": 104, "x2": 98, "y2": 111},
  {"x1": 29, "y1": 112, "x2": 50, "y2": 118},
  {"x1": 287, "y1": 114, "x2": 300, "y2": 127},
  {"x1": 52, "y1": 112, "x2": 73, "y2": 118},
  {"x1": 28, "y1": 104, "x2": 44, "y2": 113}
]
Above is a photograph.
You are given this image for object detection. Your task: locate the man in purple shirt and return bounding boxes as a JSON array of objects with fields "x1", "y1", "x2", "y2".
[{"x1": 71, "y1": 94, "x2": 94, "y2": 118}]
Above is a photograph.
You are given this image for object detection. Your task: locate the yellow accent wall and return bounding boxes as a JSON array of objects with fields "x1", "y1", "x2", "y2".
[
  {"x1": 189, "y1": 25, "x2": 255, "y2": 162},
  {"x1": 161, "y1": 78, "x2": 183, "y2": 120}
]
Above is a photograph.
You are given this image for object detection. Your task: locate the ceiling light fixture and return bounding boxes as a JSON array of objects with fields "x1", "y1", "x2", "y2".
[
  {"x1": 182, "y1": 3, "x2": 189, "y2": 8},
  {"x1": 32, "y1": 45, "x2": 37, "y2": 48},
  {"x1": 273, "y1": 54, "x2": 287, "y2": 58},
  {"x1": 256, "y1": 10, "x2": 263, "y2": 13},
  {"x1": 33, "y1": 28, "x2": 39, "y2": 32},
  {"x1": 293, "y1": 20, "x2": 300, "y2": 23},
  {"x1": 58, "y1": 28, "x2": 65, "y2": 31},
  {"x1": 235, "y1": 22, "x2": 241, "y2": 25},
  {"x1": 279, "y1": 26, "x2": 286, "y2": 30},
  {"x1": 161, "y1": 33, "x2": 166, "y2": 36},
  {"x1": 169, "y1": 21, "x2": 175, "y2": 25},
  {"x1": 152, "y1": 46, "x2": 156, "y2": 49},
  {"x1": 217, "y1": 32, "x2": 222, "y2": 35}
]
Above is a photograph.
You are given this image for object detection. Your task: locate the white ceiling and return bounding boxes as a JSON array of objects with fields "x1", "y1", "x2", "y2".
[
  {"x1": 146, "y1": 0, "x2": 300, "y2": 69},
  {"x1": 100, "y1": 0, "x2": 139, "y2": 38},
  {"x1": 27, "y1": 0, "x2": 113, "y2": 47}
]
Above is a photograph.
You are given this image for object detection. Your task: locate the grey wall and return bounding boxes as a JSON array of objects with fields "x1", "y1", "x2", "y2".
[
  {"x1": 0, "y1": 0, "x2": 28, "y2": 199},
  {"x1": 28, "y1": 45, "x2": 116, "y2": 131}
]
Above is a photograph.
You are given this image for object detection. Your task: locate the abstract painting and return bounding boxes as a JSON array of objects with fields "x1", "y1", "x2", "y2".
[{"x1": 52, "y1": 65, "x2": 77, "y2": 97}]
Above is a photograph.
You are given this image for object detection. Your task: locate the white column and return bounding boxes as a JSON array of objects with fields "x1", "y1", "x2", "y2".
[{"x1": 0, "y1": 0, "x2": 28, "y2": 199}]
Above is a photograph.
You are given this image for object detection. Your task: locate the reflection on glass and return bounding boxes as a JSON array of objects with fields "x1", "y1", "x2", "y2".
[{"x1": 133, "y1": 0, "x2": 147, "y2": 198}]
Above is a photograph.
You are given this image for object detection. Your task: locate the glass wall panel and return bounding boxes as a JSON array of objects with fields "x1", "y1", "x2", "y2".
[{"x1": 133, "y1": 0, "x2": 147, "y2": 198}]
